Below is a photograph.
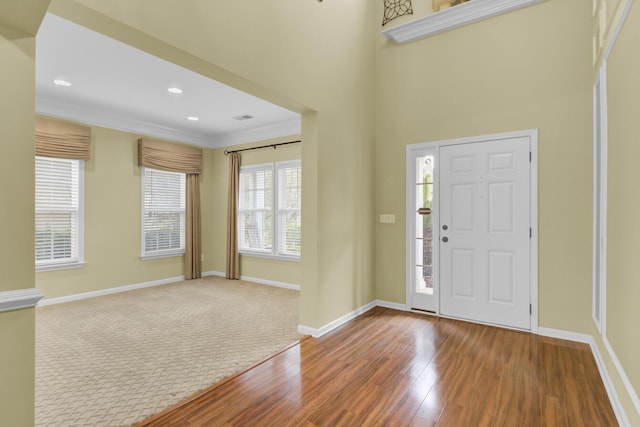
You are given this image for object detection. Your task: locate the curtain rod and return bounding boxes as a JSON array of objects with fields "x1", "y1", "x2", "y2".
[{"x1": 223, "y1": 140, "x2": 301, "y2": 155}]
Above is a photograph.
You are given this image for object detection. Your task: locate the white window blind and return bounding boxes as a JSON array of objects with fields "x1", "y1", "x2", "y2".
[
  {"x1": 141, "y1": 168, "x2": 186, "y2": 257},
  {"x1": 238, "y1": 164, "x2": 273, "y2": 253},
  {"x1": 35, "y1": 156, "x2": 82, "y2": 268},
  {"x1": 277, "y1": 161, "x2": 301, "y2": 257},
  {"x1": 238, "y1": 160, "x2": 301, "y2": 259}
]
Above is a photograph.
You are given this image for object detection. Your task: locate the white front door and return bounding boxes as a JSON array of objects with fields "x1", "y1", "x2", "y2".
[{"x1": 439, "y1": 137, "x2": 531, "y2": 330}]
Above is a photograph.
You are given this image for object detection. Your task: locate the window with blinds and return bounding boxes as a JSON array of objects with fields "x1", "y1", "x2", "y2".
[
  {"x1": 141, "y1": 168, "x2": 186, "y2": 258},
  {"x1": 35, "y1": 156, "x2": 83, "y2": 269},
  {"x1": 238, "y1": 160, "x2": 301, "y2": 259},
  {"x1": 239, "y1": 164, "x2": 274, "y2": 253},
  {"x1": 277, "y1": 161, "x2": 301, "y2": 257}
]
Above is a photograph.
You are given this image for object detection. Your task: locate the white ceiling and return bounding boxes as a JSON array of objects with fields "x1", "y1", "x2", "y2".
[{"x1": 36, "y1": 13, "x2": 301, "y2": 149}]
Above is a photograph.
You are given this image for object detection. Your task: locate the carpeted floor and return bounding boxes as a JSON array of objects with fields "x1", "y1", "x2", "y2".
[{"x1": 35, "y1": 276, "x2": 302, "y2": 426}]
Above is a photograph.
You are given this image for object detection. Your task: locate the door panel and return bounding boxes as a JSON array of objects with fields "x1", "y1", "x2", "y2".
[
  {"x1": 488, "y1": 250, "x2": 515, "y2": 304},
  {"x1": 451, "y1": 249, "x2": 476, "y2": 299},
  {"x1": 440, "y1": 137, "x2": 530, "y2": 330}
]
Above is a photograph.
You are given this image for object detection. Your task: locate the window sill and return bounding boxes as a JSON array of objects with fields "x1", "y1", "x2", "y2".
[
  {"x1": 140, "y1": 251, "x2": 184, "y2": 261},
  {"x1": 239, "y1": 252, "x2": 300, "y2": 262},
  {"x1": 36, "y1": 261, "x2": 86, "y2": 273}
]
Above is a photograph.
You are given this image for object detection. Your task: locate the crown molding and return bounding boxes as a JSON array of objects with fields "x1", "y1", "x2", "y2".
[
  {"x1": 213, "y1": 118, "x2": 301, "y2": 148},
  {"x1": 36, "y1": 95, "x2": 301, "y2": 150},
  {"x1": 382, "y1": 0, "x2": 545, "y2": 44},
  {"x1": 0, "y1": 288, "x2": 43, "y2": 313},
  {"x1": 36, "y1": 96, "x2": 216, "y2": 148}
]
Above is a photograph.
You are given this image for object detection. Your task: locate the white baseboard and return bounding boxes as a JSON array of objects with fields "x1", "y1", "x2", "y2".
[
  {"x1": 537, "y1": 327, "x2": 593, "y2": 344},
  {"x1": 202, "y1": 271, "x2": 300, "y2": 291},
  {"x1": 374, "y1": 299, "x2": 408, "y2": 311},
  {"x1": 37, "y1": 276, "x2": 184, "y2": 307},
  {"x1": 538, "y1": 327, "x2": 631, "y2": 426},
  {"x1": 0, "y1": 288, "x2": 44, "y2": 312},
  {"x1": 38, "y1": 272, "x2": 299, "y2": 307},
  {"x1": 604, "y1": 335, "x2": 640, "y2": 423},
  {"x1": 298, "y1": 300, "x2": 378, "y2": 338}
]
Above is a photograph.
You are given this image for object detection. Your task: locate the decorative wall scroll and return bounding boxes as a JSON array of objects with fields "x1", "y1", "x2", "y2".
[{"x1": 382, "y1": 0, "x2": 413, "y2": 26}]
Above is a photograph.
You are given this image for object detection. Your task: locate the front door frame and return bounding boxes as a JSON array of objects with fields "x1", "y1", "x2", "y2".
[{"x1": 406, "y1": 129, "x2": 538, "y2": 332}]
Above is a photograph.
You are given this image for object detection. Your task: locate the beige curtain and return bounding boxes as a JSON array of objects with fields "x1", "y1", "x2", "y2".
[
  {"x1": 35, "y1": 117, "x2": 91, "y2": 159},
  {"x1": 185, "y1": 174, "x2": 201, "y2": 280},
  {"x1": 138, "y1": 138, "x2": 202, "y2": 173},
  {"x1": 138, "y1": 138, "x2": 203, "y2": 280},
  {"x1": 226, "y1": 152, "x2": 241, "y2": 279}
]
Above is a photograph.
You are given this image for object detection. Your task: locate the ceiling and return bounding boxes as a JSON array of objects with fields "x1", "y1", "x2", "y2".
[{"x1": 35, "y1": 13, "x2": 301, "y2": 149}]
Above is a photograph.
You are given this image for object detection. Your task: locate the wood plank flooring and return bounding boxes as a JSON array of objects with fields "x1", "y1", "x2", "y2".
[{"x1": 138, "y1": 307, "x2": 617, "y2": 426}]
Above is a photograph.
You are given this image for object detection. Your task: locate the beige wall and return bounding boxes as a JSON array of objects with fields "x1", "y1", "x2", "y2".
[
  {"x1": 605, "y1": 0, "x2": 640, "y2": 422},
  {"x1": 0, "y1": 1, "x2": 49, "y2": 422},
  {"x1": 36, "y1": 125, "x2": 215, "y2": 299},
  {"x1": 209, "y1": 137, "x2": 301, "y2": 286},
  {"x1": 53, "y1": 0, "x2": 377, "y2": 328},
  {"x1": 3, "y1": 0, "x2": 636, "y2": 425},
  {"x1": 375, "y1": 0, "x2": 594, "y2": 333}
]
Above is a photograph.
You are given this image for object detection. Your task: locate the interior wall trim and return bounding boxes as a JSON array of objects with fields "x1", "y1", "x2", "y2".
[
  {"x1": 298, "y1": 300, "x2": 378, "y2": 338},
  {"x1": 37, "y1": 97, "x2": 300, "y2": 150},
  {"x1": 539, "y1": 327, "x2": 630, "y2": 426},
  {"x1": 604, "y1": 335, "x2": 640, "y2": 420},
  {"x1": 381, "y1": 0, "x2": 544, "y2": 44},
  {"x1": 37, "y1": 276, "x2": 184, "y2": 307},
  {"x1": 0, "y1": 288, "x2": 43, "y2": 312},
  {"x1": 203, "y1": 271, "x2": 300, "y2": 291}
]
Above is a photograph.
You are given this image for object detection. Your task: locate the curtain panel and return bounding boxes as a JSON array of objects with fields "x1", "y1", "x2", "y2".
[
  {"x1": 35, "y1": 117, "x2": 91, "y2": 160},
  {"x1": 138, "y1": 138, "x2": 203, "y2": 280},
  {"x1": 185, "y1": 173, "x2": 201, "y2": 280},
  {"x1": 138, "y1": 138, "x2": 202, "y2": 174},
  {"x1": 226, "y1": 152, "x2": 241, "y2": 279}
]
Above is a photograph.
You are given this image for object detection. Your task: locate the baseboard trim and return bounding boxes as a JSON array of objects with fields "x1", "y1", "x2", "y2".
[
  {"x1": 538, "y1": 327, "x2": 630, "y2": 426},
  {"x1": 604, "y1": 335, "x2": 640, "y2": 423},
  {"x1": 298, "y1": 300, "x2": 378, "y2": 338},
  {"x1": 374, "y1": 299, "x2": 408, "y2": 311},
  {"x1": 537, "y1": 327, "x2": 592, "y2": 344},
  {"x1": 37, "y1": 276, "x2": 184, "y2": 307},
  {"x1": 202, "y1": 271, "x2": 300, "y2": 291},
  {"x1": 0, "y1": 288, "x2": 44, "y2": 312}
]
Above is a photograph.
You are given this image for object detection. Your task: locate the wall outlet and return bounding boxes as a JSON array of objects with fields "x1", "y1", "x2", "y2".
[
  {"x1": 201, "y1": 254, "x2": 205, "y2": 262},
  {"x1": 380, "y1": 214, "x2": 396, "y2": 224}
]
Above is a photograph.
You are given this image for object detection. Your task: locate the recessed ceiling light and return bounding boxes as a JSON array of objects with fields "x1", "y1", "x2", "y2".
[
  {"x1": 53, "y1": 79, "x2": 72, "y2": 87},
  {"x1": 232, "y1": 114, "x2": 255, "y2": 121},
  {"x1": 187, "y1": 116, "x2": 199, "y2": 121},
  {"x1": 168, "y1": 87, "x2": 183, "y2": 94}
]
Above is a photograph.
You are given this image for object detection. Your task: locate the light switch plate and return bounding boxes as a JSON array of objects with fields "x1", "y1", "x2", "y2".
[{"x1": 380, "y1": 214, "x2": 396, "y2": 224}]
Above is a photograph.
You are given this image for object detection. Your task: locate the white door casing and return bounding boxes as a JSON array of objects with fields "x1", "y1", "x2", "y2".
[{"x1": 439, "y1": 137, "x2": 531, "y2": 330}]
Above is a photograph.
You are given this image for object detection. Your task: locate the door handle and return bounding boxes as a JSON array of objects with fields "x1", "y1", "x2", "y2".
[
  {"x1": 442, "y1": 236, "x2": 448, "y2": 243},
  {"x1": 417, "y1": 207, "x2": 432, "y2": 215}
]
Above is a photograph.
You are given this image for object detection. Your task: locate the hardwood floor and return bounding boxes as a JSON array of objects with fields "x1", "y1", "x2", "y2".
[{"x1": 139, "y1": 307, "x2": 617, "y2": 426}]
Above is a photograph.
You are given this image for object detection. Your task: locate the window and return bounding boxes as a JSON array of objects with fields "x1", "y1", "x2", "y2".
[
  {"x1": 141, "y1": 168, "x2": 186, "y2": 258},
  {"x1": 239, "y1": 164, "x2": 274, "y2": 254},
  {"x1": 239, "y1": 160, "x2": 301, "y2": 259},
  {"x1": 276, "y1": 161, "x2": 302, "y2": 257},
  {"x1": 35, "y1": 156, "x2": 83, "y2": 270}
]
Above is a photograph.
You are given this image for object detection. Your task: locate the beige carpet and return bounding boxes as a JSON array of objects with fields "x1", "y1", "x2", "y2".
[{"x1": 35, "y1": 276, "x2": 302, "y2": 426}]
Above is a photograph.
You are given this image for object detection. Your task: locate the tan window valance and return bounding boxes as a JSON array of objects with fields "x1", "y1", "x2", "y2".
[
  {"x1": 35, "y1": 117, "x2": 91, "y2": 160},
  {"x1": 138, "y1": 138, "x2": 203, "y2": 174}
]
